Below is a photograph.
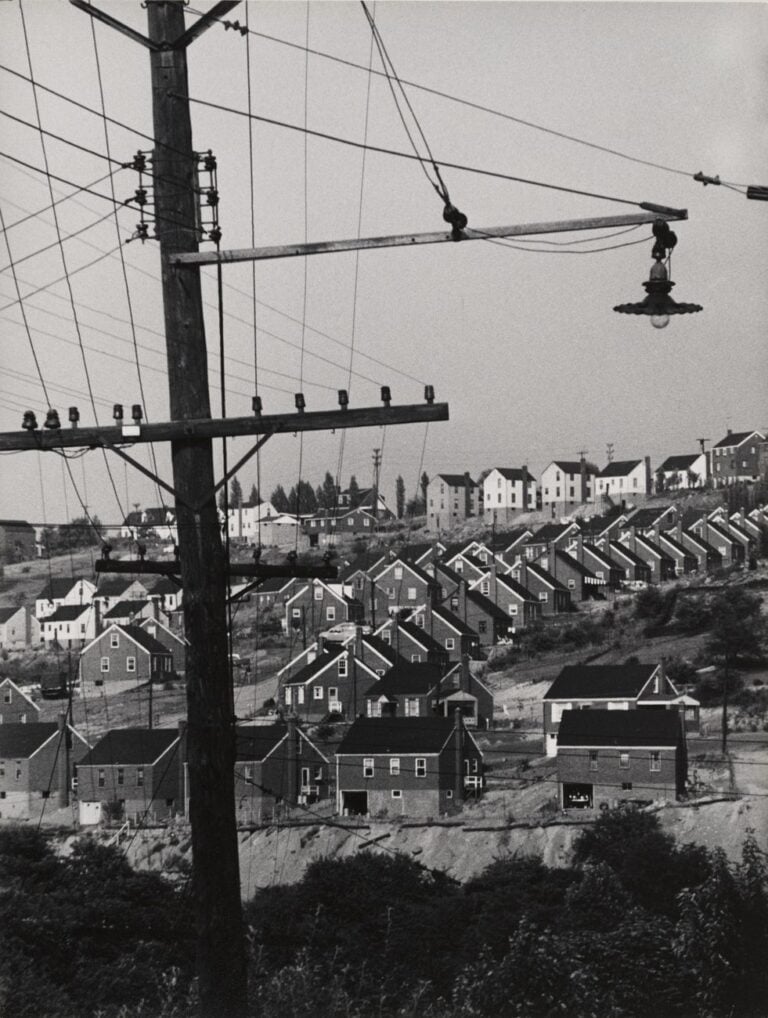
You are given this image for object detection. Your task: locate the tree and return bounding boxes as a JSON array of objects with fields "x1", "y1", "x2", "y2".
[
  {"x1": 230, "y1": 476, "x2": 243, "y2": 509},
  {"x1": 420, "y1": 471, "x2": 429, "y2": 507},
  {"x1": 288, "y1": 480, "x2": 317, "y2": 515},
  {"x1": 347, "y1": 475, "x2": 361, "y2": 509},
  {"x1": 271, "y1": 484, "x2": 289, "y2": 512},
  {"x1": 655, "y1": 467, "x2": 665, "y2": 494},
  {"x1": 405, "y1": 496, "x2": 425, "y2": 517},
  {"x1": 321, "y1": 471, "x2": 338, "y2": 510},
  {"x1": 248, "y1": 483, "x2": 259, "y2": 506},
  {"x1": 395, "y1": 475, "x2": 406, "y2": 519},
  {"x1": 706, "y1": 587, "x2": 766, "y2": 753}
]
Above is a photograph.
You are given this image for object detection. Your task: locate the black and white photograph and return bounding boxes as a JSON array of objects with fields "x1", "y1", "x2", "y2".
[{"x1": 1, "y1": 2, "x2": 767, "y2": 1016}]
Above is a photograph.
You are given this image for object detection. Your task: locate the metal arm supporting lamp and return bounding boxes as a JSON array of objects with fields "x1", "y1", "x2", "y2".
[{"x1": 613, "y1": 219, "x2": 703, "y2": 329}]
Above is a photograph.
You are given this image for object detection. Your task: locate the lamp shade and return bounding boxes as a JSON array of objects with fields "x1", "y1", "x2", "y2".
[{"x1": 614, "y1": 261, "x2": 702, "y2": 322}]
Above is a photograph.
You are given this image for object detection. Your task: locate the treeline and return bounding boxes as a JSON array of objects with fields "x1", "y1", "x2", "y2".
[{"x1": 1, "y1": 808, "x2": 767, "y2": 1017}]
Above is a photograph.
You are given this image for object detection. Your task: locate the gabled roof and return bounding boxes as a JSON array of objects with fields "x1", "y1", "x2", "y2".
[
  {"x1": 608, "y1": 540, "x2": 649, "y2": 568},
  {"x1": 555, "y1": 549, "x2": 599, "y2": 580},
  {"x1": 95, "y1": 576, "x2": 146, "y2": 597},
  {"x1": 283, "y1": 647, "x2": 345, "y2": 686},
  {"x1": 525, "y1": 561, "x2": 569, "y2": 592},
  {"x1": 440, "y1": 540, "x2": 478, "y2": 562},
  {"x1": 658, "y1": 454, "x2": 700, "y2": 472},
  {"x1": 375, "y1": 557, "x2": 434, "y2": 587},
  {"x1": 399, "y1": 543, "x2": 434, "y2": 566},
  {"x1": 490, "y1": 467, "x2": 536, "y2": 483},
  {"x1": 549, "y1": 460, "x2": 595, "y2": 475},
  {"x1": 0, "y1": 605, "x2": 24, "y2": 624},
  {"x1": 632, "y1": 534, "x2": 676, "y2": 563},
  {"x1": 580, "y1": 544, "x2": 619, "y2": 570},
  {"x1": 148, "y1": 576, "x2": 181, "y2": 595},
  {"x1": 120, "y1": 624, "x2": 173, "y2": 655},
  {"x1": 680, "y1": 529, "x2": 722, "y2": 556},
  {"x1": 337, "y1": 551, "x2": 387, "y2": 582},
  {"x1": 494, "y1": 572, "x2": 539, "y2": 602},
  {"x1": 544, "y1": 663, "x2": 660, "y2": 700},
  {"x1": 397, "y1": 619, "x2": 446, "y2": 655},
  {"x1": 235, "y1": 723, "x2": 328, "y2": 764},
  {"x1": 44, "y1": 604, "x2": 91, "y2": 623},
  {"x1": 702, "y1": 520, "x2": 737, "y2": 543},
  {"x1": 713, "y1": 430, "x2": 764, "y2": 449},
  {"x1": 657, "y1": 532, "x2": 694, "y2": 558},
  {"x1": 435, "y1": 473, "x2": 478, "y2": 487},
  {"x1": 0, "y1": 677, "x2": 40, "y2": 709},
  {"x1": 599, "y1": 459, "x2": 643, "y2": 478},
  {"x1": 0, "y1": 722, "x2": 61, "y2": 757},
  {"x1": 465, "y1": 588, "x2": 510, "y2": 620},
  {"x1": 431, "y1": 604, "x2": 478, "y2": 636},
  {"x1": 487, "y1": 527, "x2": 531, "y2": 552},
  {"x1": 557, "y1": 709, "x2": 680, "y2": 747},
  {"x1": 79, "y1": 728, "x2": 179, "y2": 766},
  {"x1": 104, "y1": 599, "x2": 149, "y2": 619},
  {"x1": 434, "y1": 561, "x2": 463, "y2": 586},
  {"x1": 336, "y1": 716, "x2": 458, "y2": 755},
  {"x1": 254, "y1": 576, "x2": 295, "y2": 594},
  {"x1": 361, "y1": 634, "x2": 402, "y2": 667},
  {"x1": 530, "y1": 522, "x2": 576, "y2": 544},
  {"x1": 578, "y1": 510, "x2": 627, "y2": 538},
  {"x1": 36, "y1": 577, "x2": 81, "y2": 601},
  {"x1": 364, "y1": 662, "x2": 443, "y2": 698},
  {"x1": 626, "y1": 506, "x2": 674, "y2": 529}
]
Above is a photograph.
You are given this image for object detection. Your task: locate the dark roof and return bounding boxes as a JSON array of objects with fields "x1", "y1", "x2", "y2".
[
  {"x1": 487, "y1": 527, "x2": 530, "y2": 551},
  {"x1": 466, "y1": 588, "x2": 510, "y2": 620},
  {"x1": 431, "y1": 604, "x2": 477, "y2": 636},
  {"x1": 633, "y1": 535, "x2": 675, "y2": 563},
  {"x1": 254, "y1": 576, "x2": 295, "y2": 594},
  {"x1": 440, "y1": 540, "x2": 476, "y2": 562},
  {"x1": 680, "y1": 529, "x2": 722, "y2": 556},
  {"x1": 284, "y1": 647, "x2": 344, "y2": 685},
  {"x1": 235, "y1": 723, "x2": 289, "y2": 761},
  {"x1": 531, "y1": 523, "x2": 574, "y2": 543},
  {"x1": 713, "y1": 430, "x2": 763, "y2": 449},
  {"x1": 626, "y1": 507, "x2": 673, "y2": 529},
  {"x1": 399, "y1": 543, "x2": 434, "y2": 564},
  {"x1": 336, "y1": 717, "x2": 457, "y2": 755},
  {"x1": 104, "y1": 600, "x2": 149, "y2": 619},
  {"x1": 0, "y1": 605, "x2": 22, "y2": 623},
  {"x1": 436, "y1": 473, "x2": 478, "y2": 488},
  {"x1": 397, "y1": 619, "x2": 446, "y2": 654},
  {"x1": 555, "y1": 549, "x2": 598, "y2": 579},
  {"x1": 45, "y1": 604, "x2": 90, "y2": 623},
  {"x1": 36, "y1": 577, "x2": 80, "y2": 601},
  {"x1": 608, "y1": 540, "x2": 649, "y2": 568},
  {"x1": 657, "y1": 533, "x2": 692, "y2": 557},
  {"x1": 581, "y1": 544, "x2": 618, "y2": 570},
  {"x1": 120, "y1": 624, "x2": 173, "y2": 655},
  {"x1": 552, "y1": 460, "x2": 593, "y2": 474},
  {"x1": 0, "y1": 722, "x2": 59, "y2": 757},
  {"x1": 0, "y1": 519, "x2": 34, "y2": 529},
  {"x1": 364, "y1": 662, "x2": 443, "y2": 698},
  {"x1": 599, "y1": 460, "x2": 642, "y2": 478},
  {"x1": 525, "y1": 561, "x2": 569, "y2": 592},
  {"x1": 435, "y1": 561, "x2": 463, "y2": 585},
  {"x1": 79, "y1": 728, "x2": 179, "y2": 766},
  {"x1": 659, "y1": 454, "x2": 699, "y2": 472},
  {"x1": 557, "y1": 709, "x2": 681, "y2": 747},
  {"x1": 377, "y1": 557, "x2": 434, "y2": 587},
  {"x1": 493, "y1": 467, "x2": 536, "y2": 482},
  {"x1": 148, "y1": 576, "x2": 181, "y2": 595},
  {"x1": 337, "y1": 550, "x2": 386, "y2": 580},
  {"x1": 495, "y1": 573, "x2": 539, "y2": 601},
  {"x1": 362, "y1": 634, "x2": 401, "y2": 666},
  {"x1": 578, "y1": 508, "x2": 626, "y2": 536},
  {"x1": 96, "y1": 576, "x2": 143, "y2": 597},
  {"x1": 545, "y1": 664, "x2": 659, "y2": 700}
]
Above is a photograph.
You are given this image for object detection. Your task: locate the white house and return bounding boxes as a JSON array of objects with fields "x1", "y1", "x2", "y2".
[
  {"x1": 0, "y1": 606, "x2": 41, "y2": 649},
  {"x1": 226, "y1": 501, "x2": 278, "y2": 541},
  {"x1": 656, "y1": 453, "x2": 707, "y2": 491},
  {"x1": 482, "y1": 468, "x2": 537, "y2": 518},
  {"x1": 427, "y1": 474, "x2": 480, "y2": 532},
  {"x1": 595, "y1": 460, "x2": 649, "y2": 501},
  {"x1": 540, "y1": 461, "x2": 596, "y2": 511}
]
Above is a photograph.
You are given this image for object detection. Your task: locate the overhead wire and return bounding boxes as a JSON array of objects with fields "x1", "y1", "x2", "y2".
[
  {"x1": 1, "y1": 166, "x2": 125, "y2": 232},
  {"x1": 0, "y1": 207, "x2": 117, "y2": 273}
]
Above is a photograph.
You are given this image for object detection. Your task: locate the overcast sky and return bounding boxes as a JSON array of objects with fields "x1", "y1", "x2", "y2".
[{"x1": 1, "y1": 1, "x2": 766, "y2": 533}]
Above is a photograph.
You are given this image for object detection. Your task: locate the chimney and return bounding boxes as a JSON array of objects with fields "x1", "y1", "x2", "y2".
[
  {"x1": 355, "y1": 624, "x2": 364, "y2": 661},
  {"x1": 549, "y1": 541, "x2": 558, "y2": 580},
  {"x1": 57, "y1": 712, "x2": 69, "y2": 808},
  {"x1": 644, "y1": 456, "x2": 652, "y2": 496},
  {"x1": 177, "y1": 720, "x2": 188, "y2": 818},
  {"x1": 454, "y1": 707, "x2": 464, "y2": 802},
  {"x1": 460, "y1": 654, "x2": 471, "y2": 693},
  {"x1": 580, "y1": 455, "x2": 587, "y2": 504},
  {"x1": 286, "y1": 715, "x2": 299, "y2": 806},
  {"x1": 92, "y1": 598, "x2": 101, "y2": 637},
  {"x1": 464, "y1": 472, "x2": 472, "y2": 518},
  {"x1": 521, "y1": 464, "x2": 529, "y2": 511},
  {"x1": 727, "y1": 428, "x2": 733, "y2": 436}
]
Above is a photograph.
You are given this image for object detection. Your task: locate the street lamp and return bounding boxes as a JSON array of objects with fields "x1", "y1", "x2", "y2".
[{"x1": 614, "y1": 220, "x2": 702, "y2": 329}]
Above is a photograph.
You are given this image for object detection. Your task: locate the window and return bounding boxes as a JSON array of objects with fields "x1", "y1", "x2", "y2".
[
  {"x1": 538, "y1": 592, "x2": 548, "y2": 603},
  {"x1": 382, "y1": 631, "x2": 391, "y2": 645},
  {"x1": 328, "y1": 686, "x2": 338, "y2": 701},
  {"x1": 363, "y1": 758, "x2": 374, "y2": 778},
  {"x1": 98, "y1": 768, "x2": 106, "y2": 788},
  {"x1": 338, "y1": 657, "x2": 348, "y2": 676},
  {"x1": 391, "y1": 789, "x2": 402, "y2": 799},
  {"x1": 480, "y1": 579, "x2": 490, "y2": 595},
  {"x1": 326, "y1": 606, "x2": 336, "y2": 621},
  {"x1": 407, "y1": 587, "x2": 417, "y2": 601},
  {"x1": 387, "y1": 587, "x2": 396, "y2": 600},
  {"x1": 314, "y1": 586, "x2": 323, "y2": 600},
  {"x1": 415, "y1": 758, "x2": 427, "y2": 777},
  {"x1": 100, "y1": 657, "x2": 110, "y2": 673},
  {"x1": 621, "y1": 782, "x2": 633, "y2": 791},
  {"x1": 3, "y1": 690, "x2": 10, "y2": 704},
  {"x1": 446, "y1": 789, "x2": 453, "y2": 799},
  {"x1": 110, "y1": 632, "x2": 119, "y2": 649},
  {"x1": 508, "y1": 604, "x2": 518, "y2": 616},
  {"x1": 363, "y1": 519, "x2": 370, "y2": 527},
  {"x1": 394, "y1": 565, "x2": 403, "y2": 580},
  {"x1": 126, "y1": 656, "x2": 136, "y2": 673},
  {"x1": 356, "y1": 576, "x2": 364, "y2": 590},
  {"x1": 137, "y1": 767, "x2": 144, "y2": 787},
  {"x1": 567, "y1": 579, "x2": 576, "y2": 590},
  {"x1": 347, "y1": 518, "x2": 354, "y2": 527},
  {"x1": 653, "y1": 676, "x2": 660, "y2": 694},
  {"x1": 313, "y1": 686, "x2": 324, "y2": 700},
  {"x1": 619, "y1": 752, "x2": 630, "y2": 769},
  {"x1": 405, "y1": 697, "x2": 420, "y2": 717},
  {"x1": 450, "y1": 596, "x2": 459, "y2": 610},
  {"x1": 367, "y1": 699, "x2": 381, "y2": 717},
  {"x1": 650, "y1": 751, "x2": 661, "y2": 772},
  {"x1": 589, "y1": 751, "x2": 598, "y2": 771},
  {"x1": 314, "y1": 766, "x2": 323, "y2": 782},
  {"x1": 445, "y1": 637, "x2": 455, "y2": 650},
  {"x1": 410, "y1": 654, "x2": 421, "y2": 663},
  {"x1": 478, "y1": 620, "x2": 487, "y2": 634},
  {"x1": 297, "y1": 687, "x2": 305, "y2": 705},
  {"x1": 117, "y1": 768, "x2": 124, "y2": 786},
  {"x1": 292, "y1": 608, "x2": 301, "y2": 619},
  {"x1": 390, "y1": 758, "x2": 400, "y2": 775}
]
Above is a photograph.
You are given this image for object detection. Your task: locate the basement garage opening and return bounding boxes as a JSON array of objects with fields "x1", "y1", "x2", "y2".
[
  {"x1": 341, "y1": 790, "x2": 368, "y2": 816},
  {"x1": 562, "y1": 783, "x2": 593, "y2": 809}
]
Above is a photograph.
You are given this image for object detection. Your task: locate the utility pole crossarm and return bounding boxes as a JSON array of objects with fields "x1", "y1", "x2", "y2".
[
  {"x1": 0, "y1": 402, "x2": 448, "y2": 453},
  {"x1": 171, "y1": 210, "x2": 688, "y2": 267},
  {"x1": 68, "y1": 0, "x2": 159, "y2": 50}
]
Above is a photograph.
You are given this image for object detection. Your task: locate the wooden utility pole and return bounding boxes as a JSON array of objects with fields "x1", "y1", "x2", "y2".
[{"x1": 147, "y1": 3, "x2": 245, "y2": 1015}]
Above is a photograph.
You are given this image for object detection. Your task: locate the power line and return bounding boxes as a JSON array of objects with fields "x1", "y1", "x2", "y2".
[
  {"x1": 0, "y1": 207, "x2": 117, "y2": 273},
  {"x1": 0, "y1": 166, "x2": 125, "y2": 232},
  {"x1": 174, "y1": 91, "x2": 645, "y2": 209},
  {"x1": 0, "y1": 107, "x2": 125, "y2": 166}
]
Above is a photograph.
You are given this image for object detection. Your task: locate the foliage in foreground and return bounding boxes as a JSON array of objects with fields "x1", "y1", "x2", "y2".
[{"x1": 1, "y1": 808, "x2": 767, "y2": 1018}]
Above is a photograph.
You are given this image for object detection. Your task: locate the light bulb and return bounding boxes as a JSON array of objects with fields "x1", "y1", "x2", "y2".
[{"x1": 650, "y1": 314, "x2": 670, "y2": 330}]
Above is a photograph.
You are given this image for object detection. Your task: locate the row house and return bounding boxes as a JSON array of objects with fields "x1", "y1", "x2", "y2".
[
  {"x1": 427, "y1": 473, "x2": 480, "y2": 532},
  {"x1": 482, "y1": 467, "x2": 537, "y2": 517},
  {"x1": 35, "y1": 576, "x2": 97, "y2": 621},
  {"x1": 283, "y1": 580, "x2": 365, "y2": 636},
  {"x1": 577, "y1": 508, "x2": 628, "y2": 545},
  {"x1": 400, "y1": 542, "x2": 437, "y2": 569},
  {"x1": 252, "y1": 576, "x2": 297, "y2": 610},
  {"x1": 524, "y1": 522, "x2": 579, "y2": 563},
  {"x1": 0, "y1": 605, "x2": 41, "y2": 649},
  {"x1": 677, "y1": 528, "x2": 723, "y2": 572},
  {"x1": 711, "y1": 429, "x2": 766, "y2": 486},
  {"x1": 364, "y1": 657, "x2": 493, "y2": 728},
  {"x1": 552, "y1": 549, "x2": 606, "y2": 601},
  {"x1": 656, "y1": 532, "x2": 698, "y2": 576},
  {"x1": 281, "y1": 645, "x2": 380, "y2": 722},
  {"x1": 79, "y1": 624, "x2": 175, "y2": 687},
  {"x1": 458, "y1": 585, "x2": 515, "y2": 645},
  {"x1": 540, "y1": 460, "x2": 596, "y2": 511},
  {"x1": 542, "y1": 662, "x2": 698, "y2": 757},
  {"x1": 595, "y1": 459, "x2": 650, "y2": 502},
  {"x1": 621, "y1": 532, "x2": 677, "y2": 582},
  {"x1": 606, "y1": 539, "x2": 653, "y2": 585},
  {"x1": 0, "y1": 678, "x2": 40, "y2": 724},
  {"x1": 689, "y1": 517, "x2": 744, "y2": 567},
  {"x1": 410, "y1": 601, "x2": 482, "y2": 661},
  {"x1": 621, "y1": 505, "x2": 677, "y2": 538},
  {"x1": 657, "y1": 453, "x2": 707, "y2": 491},
  {"x1": 557, "y1": 709, "x2": 686, "y2": 809},
  {"x1": 572, "y1": 541, "x2": 624, "y2": 591},
  {"x1": 377, "y1": 616, "x2": 450, "y2": 669},
  {"x1": 0, "y1": 718, "x2": 89, "y2": 821},
  {"x1": 373, "y1": 557, "x2": 436, "y2": 614},
  {"x1": 509, "y1": 560, "x2": 571, "y2": 616},
  {"x1": 335, "y1": 715, "x2": 483, "y2": 818}
]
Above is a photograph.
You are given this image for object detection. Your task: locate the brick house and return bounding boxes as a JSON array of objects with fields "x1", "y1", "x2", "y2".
[
  {"x1": 711, "y1": 429, "x2": 766, "y2": 486},
  {"x1": 482, "y1": 467, "x2": 537, "y2": 517},
  {"x1": 606, "y1": 540, "x2": 653, "y2": 584},
  {"x1": 412, "y1": 602, "x2": 481, "y2": 661},
  {"x1": 451, "y1": 577, "x2": 514, "y2": 645},
  {"x1": 102, "y1": 599, "x2": 170, "y2": 629},
  {"x1": 76, "y1": 727, "x2": 182, "y2": 823},
  {"x1": 622, "y1": 533, "x2": 677, "y2": 582},
  {"x1": 542, "y1": 662, "x2": 698, "y2": 757},
  {"x1": 0, "y1": 605, "x2": 40, "y2": 649},
  {"x1": 427, "y1": 473, "x2": 480, "y2": 532},
  {"x1": 526, "y1": 523, "x2": 581, "y2": 564},
  {"x1": 251, "y1": 576, "x2": 297, "y2": 610},
  {"x1": 437, "y1": 657, "x2": 494, "y2": 728},
  {"x1": 656, "y1": 532, "x2": 698, "y2": 575},
  {"x1": 689, "y1": 518, "x2": 744, "y2": 567},
  {"x1": 364, "y1": 662, "x2": 444, "y2": 718},
  {"x1": 373, "y1": 557, "x2": 436, "y2": 614},
  {"x1": 621, "y1": 505, "x2": 678, "y2": 537},
  {"x1": 0, "y1": 678, "x2": 40, "y2": 724},
  {"x1": 376, "y1": 616, "x2": 450, "y2": 669},
  {"x1": 78, "y1": 624, "x2": 175, "y2": 687},
  {"x1": 139, "y1": 617, "x2": 187, "y2": 674},
  {"x1": 477, "y1": 570, "x2": 542, "y2": 630},
  {"x1": 577, "y1": 508, "x2": 629, "y2": 545},
  {"x1": 557, "y1": 709, "x2": 686, "y2": 809},
  {"x1": 0, "y1": 519, "x2": 36, "y2": 564},
  {"x1": 0, "y1": 718, "x2": 89, "y2": 820},
  {"x1": 281, "y1": 645, "x2": 380, "y2": 722},
  {"x1": 512, "y1": 560, "x2": 571, "y2": 616},
  {"x1": 231, "y1": 721, "x2": 330, "y2": 823},
  {"x1": 284, "y1": 580, "x2": 365, "y2": 637},
  {"x1": 573, "y1": 541, "x2": 625, "y2": 591},
  {"x1": 540, "y1": 460, "x2": 595, "y2": 511},
  {"x1": 552, "y1": 549, "x2": 606, "y2": 601},
  {"x1": 335, "y1": 714, "x2": 483, "y2": 818},
  {"x1": 678, "y1": 528, "x2": 723, "y2": 572}
]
